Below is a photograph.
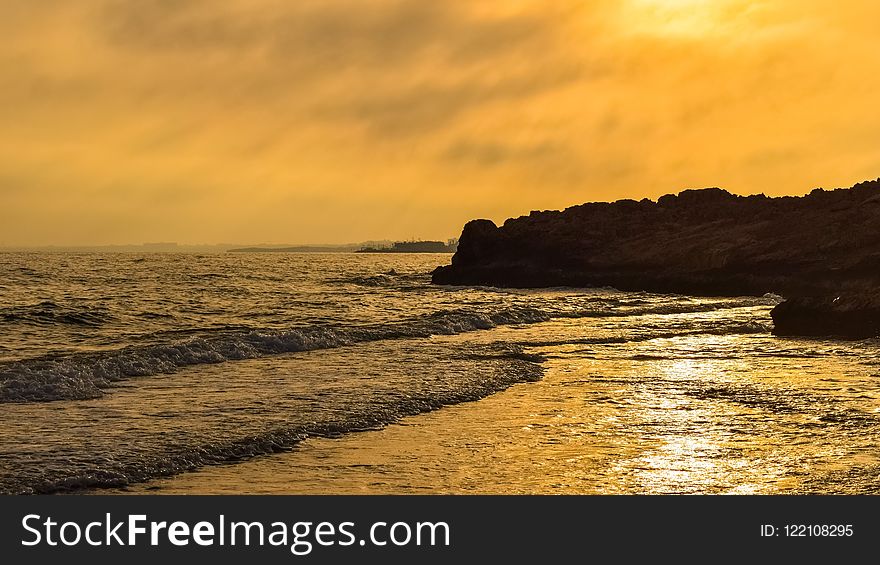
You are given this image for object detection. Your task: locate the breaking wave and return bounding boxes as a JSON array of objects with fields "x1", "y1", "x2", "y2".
[
  {"x1": 0, "y1": 301, "x2": 770, "y2": 403},
  {"x1": 2, "y1": 343, "x2": 543, "y2": 494}
]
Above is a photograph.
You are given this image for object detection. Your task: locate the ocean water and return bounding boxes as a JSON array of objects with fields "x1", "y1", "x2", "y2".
[{"x1": 1, "y1": 252, "x2": 878, "y2": 494}]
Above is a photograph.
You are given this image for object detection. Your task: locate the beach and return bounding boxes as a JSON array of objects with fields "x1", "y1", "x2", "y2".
[{"x1": 120, "y1": 319, "x2": 880, "y2": 495}]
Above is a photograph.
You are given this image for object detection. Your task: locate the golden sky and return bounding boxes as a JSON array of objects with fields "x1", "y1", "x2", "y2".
[{"x1": 1, "y1": 0, "x2": 879, "y2": 245}]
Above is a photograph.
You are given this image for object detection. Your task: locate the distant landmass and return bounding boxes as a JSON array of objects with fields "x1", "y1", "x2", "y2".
[
  {"x1": 227, "y1": 244, "x2": 363, "y2": 253},
  {"x1": 433, "y1": 178, "x2": 880, "y2": 338},
  {"x1": 357, "y1": 240, "x2": 458, "y2": 253},
  {"x1": 228, "y1": 240, "x2": 458, "y2": 253},
  {"x1": 1, "y1": 239, "x2": 458, "y2": 254},
  {"x1": 0, "y1": 243, "x2": 237, "y2": 253}
]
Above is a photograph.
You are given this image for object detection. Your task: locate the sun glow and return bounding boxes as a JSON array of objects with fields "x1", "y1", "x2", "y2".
[{"x1": 623, "y1": 0, "x2": 745, "y2": 38}]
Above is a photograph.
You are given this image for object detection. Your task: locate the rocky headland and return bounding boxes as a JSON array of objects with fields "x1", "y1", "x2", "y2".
[{"x1": 433, "y1": 178, "x2": 880, "y2": 338}]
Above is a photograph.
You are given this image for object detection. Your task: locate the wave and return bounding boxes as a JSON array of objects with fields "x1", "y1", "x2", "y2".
[
  {"x1": 0, "y1": 301, "x2": 770, "y2": 404},
  {"x1": 327, "y1": 270, "x2": 430, "y2": 287},
  {"x1": 582, "y1": 302, "x2": 769, "y2": 318},
  {"x1": 2, "y1": 344, "x2": 543, "y2": 494},
  {"x1": 0, "y1": 301, "x2": 111, "y2": 327},
  {"x1": 514, "y1": 321, "x2": 771, "y2": 349}
]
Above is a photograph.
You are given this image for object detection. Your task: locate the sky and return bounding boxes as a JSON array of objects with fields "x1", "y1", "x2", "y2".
[{"x1": 1, "y1": 0, "x2": 879, "y2": 246}]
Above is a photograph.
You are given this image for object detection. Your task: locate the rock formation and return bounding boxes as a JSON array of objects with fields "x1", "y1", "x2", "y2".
[
  {"x1": 433, "y1": 178, "x2": 880, "y2": 337},
  {"x1": 769, "y1": 295, "x2": 880, "y2": 338}
]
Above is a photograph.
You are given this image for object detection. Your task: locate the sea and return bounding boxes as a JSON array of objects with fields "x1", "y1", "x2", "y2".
[{"x1": 1, "y1": 252, "x2": 879, "y2": 494}]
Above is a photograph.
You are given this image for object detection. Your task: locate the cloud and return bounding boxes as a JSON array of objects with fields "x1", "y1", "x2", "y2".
[
  {"x1": 444, "y1": 140, "x2": 559, "y2": 167},
  {"x1": 92, "y1": 1, "x2": 586, "y2": 125},
  {"x1": 98, "y1": 1, "x2": 570, "y2": 75},
  {"x1": 326, "y1": 61, "x2": 584, "y2": 136}
]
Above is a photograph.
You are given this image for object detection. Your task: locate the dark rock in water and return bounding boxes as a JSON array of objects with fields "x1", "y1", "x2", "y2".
[
  {"x1": 434, "y1": 178, "x2": 880, "y2": 297},
  {"x1": 771, "y1": 295, "x2": 880, "y2": 339},
  {"x1": 433, "y1": 177, "x2": 880, "y2": 336}
]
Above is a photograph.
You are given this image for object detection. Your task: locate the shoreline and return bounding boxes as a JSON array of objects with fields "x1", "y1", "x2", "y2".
[{"x1": 107, "y1": 312, "x2": 879, "y2": 496}]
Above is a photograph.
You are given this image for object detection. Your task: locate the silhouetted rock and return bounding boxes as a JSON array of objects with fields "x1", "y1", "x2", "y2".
[
  {"x1": 771, "y1": 295, "x2": 880, "y2": 338},
  {"x1": 433, "y1": 178, "x2": 880, "y2": 336}
]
